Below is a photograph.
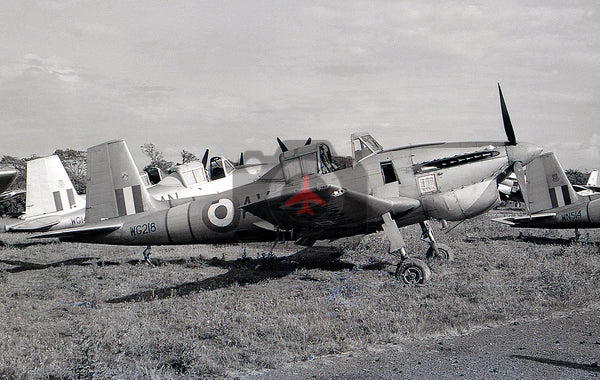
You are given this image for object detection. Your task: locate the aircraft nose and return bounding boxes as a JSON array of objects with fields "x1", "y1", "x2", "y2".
[{"x1": 507, "y1": 142, "x2": 543, "y2": 166}]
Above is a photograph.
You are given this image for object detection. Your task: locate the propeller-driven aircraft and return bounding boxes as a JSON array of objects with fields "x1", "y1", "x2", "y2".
[
  {"x1": 33, "y1": 85, "x2": 543, "y2": 284},
  {"x1": 572, "y1": 169, "x2": 599, "y2": 195},
  {"x1": 145, "y1": 151, "x2": 273, "y2": 202},
  {"x1": 492, "y1": 152, "x2": 600, "y2": 233},
  {"x1": 0, "y1": 168, "x2": 24, "y2": 202},
  {"x1": 4, "y1": 151, "x2": 273, "y2": 232},
  {"x1": 5, "y1": 155, "x2": 86, "y2": 232}
]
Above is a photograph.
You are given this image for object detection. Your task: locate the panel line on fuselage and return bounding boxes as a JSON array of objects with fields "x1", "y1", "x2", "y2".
[
  {"x1": 164, "y1": 209, "x2": 173, "y2": 244},
  {"x1": 186, "y1": 202, "x2": 198, "y2": 243}
]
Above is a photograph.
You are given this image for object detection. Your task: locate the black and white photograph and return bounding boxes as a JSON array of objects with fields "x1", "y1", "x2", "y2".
[{"x1": 0, "y1": 1, "x2": 599, "y2": 378}]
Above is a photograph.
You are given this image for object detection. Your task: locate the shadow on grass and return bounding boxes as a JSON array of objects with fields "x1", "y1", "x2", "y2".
[
  {"x1": 0, "y1": 257, "x2": 97, "y2": 273},
  {"x1": 466, "y1": 235, "x2": 598, "y2": 246},
  {"x1": 106, "y1": 246, "x2": 356, "y2": 303},
  {"x1": 511, "y1": 354, "x2": 600, "y2": 373},
  {"x1": 0, "y1": 239, "x2": 58, "y2": 249}
]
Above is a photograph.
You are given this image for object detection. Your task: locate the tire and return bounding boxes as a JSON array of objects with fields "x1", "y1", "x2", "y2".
[
  {"x1": 426, "y1": 243, "x2": 454, "y2": 261},
  {"x1": 395, "y1": 258, "x2": 431, "y2": 285}
]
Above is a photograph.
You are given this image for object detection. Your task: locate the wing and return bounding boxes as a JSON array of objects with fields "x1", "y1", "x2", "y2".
[
  {"x1": 242, "y1": 184, "x2": 420, "y2": 232},
  {"x1": 492, "y1": 212, "x2": 556, "y2": 226},
  {"x1": 31, "y1": 223, "x2": 122, "y2": 239}
]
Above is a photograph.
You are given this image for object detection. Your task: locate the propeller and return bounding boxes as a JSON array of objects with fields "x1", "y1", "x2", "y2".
[
  {"x1": 498, "y1": 84, "x2": 532, "y2": 215},
  {"x1": 277, "y1": 137, "x2": 289, "y2": 152},
  {"x1": 498, "y1": 83, "x2": 516, "y2": 145},
  {"x1": 201, "y1": 149, "x2": 209, "y2": 168}
]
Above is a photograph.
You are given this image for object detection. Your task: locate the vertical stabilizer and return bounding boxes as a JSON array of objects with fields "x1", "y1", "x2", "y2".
[
  {"x1": 525, "y1": 152, "x2": 579, "y2": 213},
  {"x1": 586, "y1": 170, "x2": 598, "y2": 187},
  {"x1": 25, "y1": 156, "x2": 84, "y2": 217},
  {"x1": 86, "y1": 140, "x2": 161, "y2": 222}
]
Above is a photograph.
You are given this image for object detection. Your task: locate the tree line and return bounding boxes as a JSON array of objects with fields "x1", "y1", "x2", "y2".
[
  {"x1": 0, "y1": 145, "x2": 595, "y2": 216},
  {"x1": 0, "y1": 144, "x2": 200, "y2": 215}
]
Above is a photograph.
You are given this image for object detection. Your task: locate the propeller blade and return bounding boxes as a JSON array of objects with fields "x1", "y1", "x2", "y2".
[
  {"x1": 201, "y1": 149, "x2": 209, "y2": 168},
  {"x1": 238, "y1": 152, "x2": 244, "y2": 166},
  {"x1": 305, "y1": 137, "x2": 312, "y2": 146},
  {"x1": 513, "y1": 161, "x2": 530, "y2": 215},
  {"x1": 498, "y1": 84, "x2": 516, "y2": 145},
  {"x1": 277, "y1": 137, "x2": 288, "y2": 152}
]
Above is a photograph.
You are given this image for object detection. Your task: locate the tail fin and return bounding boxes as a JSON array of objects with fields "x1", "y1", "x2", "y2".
[
  {"x1": 25, "y1": 155, "x2": 85, "y2": 218},
  {"x1": 525, "y1": 152, "x2": 579, "y2": 213},
  {"x1": 86, "y1": 140, "x2": 161, "y2": 222},
  {"x1": 586, "y1": 170, "x2": 598, "y2": 187}
]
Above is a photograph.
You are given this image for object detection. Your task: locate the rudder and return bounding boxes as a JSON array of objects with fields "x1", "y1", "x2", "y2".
[
  {"x1": 25, "y1": 155, "x2": 85, "y2": 218},
  {"x1": 525, "y1": 152, "x2": 579, "y2": 213},
  {"x1": 85, "y1": 140, "x2": 162, "y2": 222},
  {"x1": 586, "y1": 170, "x2": 598, "y2": 187}
]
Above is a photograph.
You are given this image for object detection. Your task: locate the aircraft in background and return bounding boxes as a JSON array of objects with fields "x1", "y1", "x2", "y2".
[
  {"x1": 145, "y1": 151, "x2": 273, "y2": 202},
  {"x1": 33, "y1": 85, "x2": 543, "y2": 285},
  {"x1": 572, "y1": 169, "x2": 599, "y2": 195},
  {"x1": 0, "y1": 169, "x2": 24, "y2": 202},
  {"x1": 492, "y1": 152, "x2": 600, "y2": 235},
  {"x1": 4, "y1": 156, "x2": 86, "y2": 232},
  {"x1": 5, "y1": 151, "x2": 273, "y2": 233}
]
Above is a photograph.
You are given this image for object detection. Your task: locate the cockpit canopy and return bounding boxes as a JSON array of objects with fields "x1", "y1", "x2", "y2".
[
  {"x1": 280, "y1": 143, "x2": 340, "y2": 182},
  {"x1": 209, "y1": 156, "x2": 235, "y2": 180},
  {"x1": 156, "y1": 156, "x2": 235, "y2": 188},
  {"x1": 351, "y1": 132, "x2": 383, "y2": 162},
  {"x1": 170, "y1": 161, "x2": 208, "y2": 187}
]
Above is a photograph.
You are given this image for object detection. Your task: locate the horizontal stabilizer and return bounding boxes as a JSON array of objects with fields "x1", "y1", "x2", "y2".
[
  {"x1": 492, "y1": 212, "x2": 556, "y2": 226},
  {"x1": 5, "y1": 216, "x2": 61, "y2": 232},
  {"x1": 0, "y1": 189, "x2": 25, "y2": 202},
  {"x1": 30, "y1": 223, "x2": 122, "y2": 239}
]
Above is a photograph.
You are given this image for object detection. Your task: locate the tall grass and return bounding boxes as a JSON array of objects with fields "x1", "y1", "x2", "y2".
[{"x1": 0, "y1": 213, "x2": 598, "y2": 378}]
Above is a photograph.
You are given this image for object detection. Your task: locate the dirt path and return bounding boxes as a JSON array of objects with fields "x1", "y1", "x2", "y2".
[{"x1": 237, "y1": 307, "x2": 600, "y2": 379}]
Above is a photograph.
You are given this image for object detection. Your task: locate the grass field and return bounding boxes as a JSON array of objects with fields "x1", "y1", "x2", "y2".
[{"x1": 0, "y1": 211, "x2": 599, "y2": 379}]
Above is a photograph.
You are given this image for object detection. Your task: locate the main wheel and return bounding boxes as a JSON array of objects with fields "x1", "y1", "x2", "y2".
[
  {"x1": 426, "y1": 243, "x2": 454, "y2": 261},
  {"x1": 395, "y1": 258, "x2": 431, "y2": 285}
]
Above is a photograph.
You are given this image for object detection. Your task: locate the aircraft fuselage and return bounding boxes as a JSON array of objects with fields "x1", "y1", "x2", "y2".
[{"x1": 62, "y1": 139, "x2": 539, "y2": 246}]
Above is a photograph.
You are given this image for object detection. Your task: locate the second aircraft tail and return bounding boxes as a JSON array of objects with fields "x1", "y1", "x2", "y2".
[{"x1": 525, "y1": 152, "x2": 579, "y2": 213}]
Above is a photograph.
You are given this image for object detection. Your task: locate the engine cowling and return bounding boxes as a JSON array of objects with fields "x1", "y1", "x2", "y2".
[{"x1": 421, "y1": 179, "x2": 500, "y2": 221}]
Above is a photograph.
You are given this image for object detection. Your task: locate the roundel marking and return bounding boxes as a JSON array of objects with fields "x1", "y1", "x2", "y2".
[
  {"x1": 202, "y1": 198, "x2": 240, "y2": 232},
  {"x1": 207, "y1": 199, "x2": 235, "y2": 227}
]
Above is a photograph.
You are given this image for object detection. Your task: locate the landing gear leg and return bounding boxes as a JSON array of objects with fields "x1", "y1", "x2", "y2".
[
  {"x1": 381, "y1": 213, "x2": 431, "y2": 285},
  {"x1": 142, "y1": 245, "x2": 155, "y2": 267},
  {"x1": 573, "y1": 228, "x2": 581, "y2": 242},
  {"x1": 420, "y1": 221, "x2": 453, "y2": 261}
]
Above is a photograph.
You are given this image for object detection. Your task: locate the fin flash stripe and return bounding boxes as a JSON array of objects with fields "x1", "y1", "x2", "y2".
[
  {"x1": 548, "y1": 185, "x2": 572, "y2": 209},
  {"x1": 115, "y1": 185, "x2": 144, "y2": 216}
]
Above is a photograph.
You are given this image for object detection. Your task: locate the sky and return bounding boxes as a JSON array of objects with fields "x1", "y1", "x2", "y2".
[{"x1": 1, "y1": 0, "x2": 599, "y2": 169}]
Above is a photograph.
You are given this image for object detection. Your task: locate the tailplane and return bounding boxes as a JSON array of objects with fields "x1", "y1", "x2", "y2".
[
  {"x1": 86, "y1": 140, "x2": 162, "y2": 222},
  {"x1": 25, "y1": 155, "x2": 85, "y2": 218},
  {"x1": 525, "y1": 152, "x2": 579, "y2": 213}
]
